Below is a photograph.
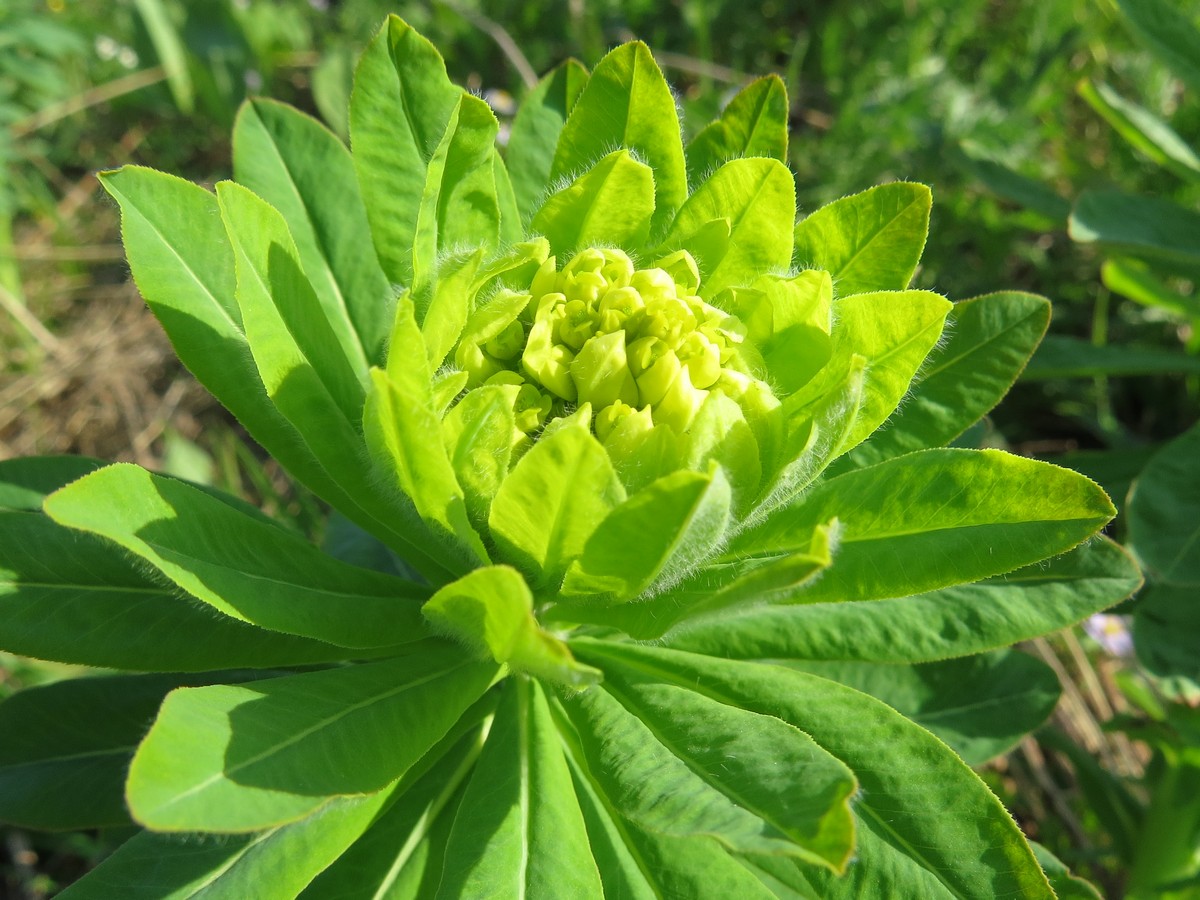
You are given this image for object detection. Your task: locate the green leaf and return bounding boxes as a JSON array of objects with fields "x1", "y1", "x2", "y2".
[
  {"x1": 0, "y1": 673, "x2": 249, "y2": 830},
  {"x1": 217, "y1": 180, "x2": 366, "y2": 421},
  {"x1": 494, "y1": 151, "x2": 523, "y2": 245},
  {"x1": 560, "y1": 522, "x2": 833, "y2": 640},
  {"x1": 669, "y1": 537, "x2": 1141, "y2": 662},
  {"x1": 131, "y1": 0, "x2": 192, "y2": 113},
  {"x1": 793, "y1": 183, "x2": 932, "y2": 296},
  {"x1": 561, "y1": 644, "x2": 857, "y2": 870},
  {"x1": 126, "y1": 644, "x2": 497, "y2": 832},
  {"x1": 561, "y1": 467, "x2": 731, "y2": 603},
  {"x1": 43, "y1": 464, "x2": 428, "y2": 650},
  {"x1": 422, "y1": 249, "x2": 484, "y2": 368},
  {"x1": 1115, "y1": 0, "x2": 1200, "y2": 94},
  {"x1": 424, "y1": 566, "x2": 600, "y2": 686},
  {"x1": 489, "y1": 422, "x2": 625, "y2": 589},
  {"x1": 97, "y1": 167, "x2": 452, "y2": 582},
  {"x1": 686, "y1": 392, "x2": 762, "y2": 509},
  {"x1": 507, "y1": 59, "x2": 589, "y2": 221},
  {"x1": 1078, "y1": 80, "x2": 1200, "y2": 182},
  {"x1": 561, "y1": 738, "x2": 778, "y2": 900},
  {"x1": 838, "y1": 292, "x2": 1050, "y2": 470},
  {"x1": 532, "y1": 150, "x2": 655, "y2": 254},
  {"x1": 57, "y1": 788, "x2": 401, "y2": 900},
  {"x1": 412, "y1": 93, "x2": 501, "y2": 293},
  {"x1": 785, "y1": 290, "x2": 951, "y2": 454},
  {"x1": 686, "y1": 76, "x2": 789, "y2": 184},
  {"x1": 1024, "y1": 334, "x2": 1200, "y2": 378},
  {"x1": 577, "y1": 642, "x2": 1055, "y2": 899},
  {"x1": 0, "y1": 509, "x2": 372, "y2": 672},
  {"x1": 660, "y1": 157, "x2": 796, "y2": 299},
  {"x1": 299, "y1": 724, "x2": 485, "y2": 900},
  {"x1": 0, "y1": 454, "x2": 105, "y2": 509},
  {"x1": 350, "y1": 15, "x2": 462, "y2": 287},
  {"x1": 442, "y1": 384, "x2": 518, "y2": 531},
  {"x1": 1129, "y1": 423, "x2": 1200, "y2": 586},
  {"x1": 781, "y1": 650, "x2": 1061, "y2": 766},
  {"x1": 1103, "y1": 257, "x2": 1200, "y2": 321},
  {"x1": 366, "y1": 346, "x2": 487, "y2": 568},
  {"x1": 552, "y1": 42, "x2": 687, "y2": 236},
  {"x1": 955, "y1": 143, "x2": 1071, "y2": 221},
  {"x1": 732, "y1": 449, "x2": 1115, "y2": 604},
  {"x1": 1135, "y1": 583, "x2": 1200, "y2": 690},
  {"x1": 233, "y1": 98, "x2": 392, "y2": 367},
  {"x1": 1070, "y1": 190, "x2": 1200, "y2": 273},
  {"x1": 756, "y1": 270, "x2": 834, "y2": 394},
  {"x1": 1030, "y1": 841, "x2": 1105, "y2": 900},
  {"x1": 438, "y1": 680, "x2": 604, "y2": 899}
]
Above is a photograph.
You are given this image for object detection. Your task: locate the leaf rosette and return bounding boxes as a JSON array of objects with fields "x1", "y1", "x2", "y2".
[{"x1": 0, "y1": 15, "x2": 1140, "y2": 899}]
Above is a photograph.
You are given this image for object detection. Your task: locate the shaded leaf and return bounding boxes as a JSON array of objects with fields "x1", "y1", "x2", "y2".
[{"x1": 507, "y1": 59, "x2": 589, "y2": 220}]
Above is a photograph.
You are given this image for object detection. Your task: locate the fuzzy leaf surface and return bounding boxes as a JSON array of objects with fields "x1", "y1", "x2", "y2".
[{"x1": 43, "y1": 464, "x2": 428, "y2": 649}]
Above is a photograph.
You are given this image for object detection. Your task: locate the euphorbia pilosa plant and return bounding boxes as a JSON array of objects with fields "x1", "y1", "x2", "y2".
[{"x1": 0, "y1": 17, "x2": 1140, "y2": 898}]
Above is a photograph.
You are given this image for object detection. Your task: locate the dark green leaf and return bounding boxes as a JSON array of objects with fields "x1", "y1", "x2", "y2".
[
  {"x1": 1070, "y1": 190, "x2": 1200, "y2": 274},
  {"x1": 1115, "y1": 0, "x2": 1200, "y2": 93},
  {"x1": 1129, "y1": 422, "x2": 1200, "y2": 585},
  {"x1": 669, "y1": 537, "x2": 1141, "y2": 662},
  {"x1": 43, "y1": 464, "x2": 429, "y2": 649},
  {"x1": 1025, "y1": 334, "x2": 1200, "y2": 378}
]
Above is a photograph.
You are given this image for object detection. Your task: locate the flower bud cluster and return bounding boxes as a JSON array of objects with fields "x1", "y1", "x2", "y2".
[{"x1": 456, "y1": 247, "x2": 777, "y2": 445}]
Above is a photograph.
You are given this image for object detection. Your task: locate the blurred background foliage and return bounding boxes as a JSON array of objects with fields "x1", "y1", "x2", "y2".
[{"x1": 2, "y1": 0, "x2": 1199, "y2": 896}]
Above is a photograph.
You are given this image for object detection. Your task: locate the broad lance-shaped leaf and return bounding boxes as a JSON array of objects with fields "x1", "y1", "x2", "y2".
[
  {"x1": 559, "y1": 735, "x2": 779, "y2": 900},
  {"x1": 507, "y1": 58, "x2": 589, "y2": 221},
  {"x1": 438, "y1": 680, "x2": 604, "y2": 899},
  {"x1": 669, "y1": 536, "x2": 1141, "y2": 662},
  {"x1": 559, "y1": 643, "x2": 857, "y2": 870},
  {"x1": 43, "y1": 464, "x2": 429, "y2": 650},
  {"x1": 57, "y1": 783, "x2": 407, "y2": 900},
  {"x1": 552, "y1": 41, "x2": 687, "y2": 235},
  {"x1": 126, "y1": 643, "x2": 498, "y2": 832},
  {"x1": 781, "y1": 649, "x2": 1061, "y2": 766},
  {"x1": 217, "y1": 180, "x2": 366, "y2": 422},
  {"x1": 0, "y1": 673, "x2": 263, "y2": 831},
  {"x1": 660, "y1": 157, "x2": 796, "y2": 300},
  {"x1": 0, "y1": 455, "x2": 104, "y2": 509},
  {"x1": 442, "y1": 383, "x2": 518, "y2": 532},
  {"x1": 0, "y1": 511, "x2": 378, "y2": 672},
  {"x1": 424, "y1": 566, "x2": 601, "y2": 686},
  {"x1": 489, "y1": 420, "x2": 626, "y2": 590},
  {"x1": 793, "y1": 182, "x2": 932, "y2": 296},
  {"x1": 531, "y1": 150, "x2": 655, "y2": 254},
  {"x1": 350, "y1": 15, "x2": 462, "y2": 287},
  {"x1": 1115, "y1": 0, "x2": 1200, "y2": 94},
  {"x1": 686, "y1": 75, "x2": 789, "y2": 184},
  {"x1": 782, "y1": 290, "x2": 949, "y2": 458},
  {"x1": 560, "y1": 466, "x2": 731, "y2": 603},
  {"x1": 1078, "y1": 79, "x2": 1200, "y2": 182},
  {"x1": 730, "y1": 449, "x2": 1115, "y2": 605},
  {"x1": 1128, "y1": 421, "x2": 1200, "y2": 586},
  {"x1": 233, "y1": 98, "x2": 390, "y2": 369},
  {"x1": 574, "y1": 641, "x2": 1056, "y2": 899},
  {"x1": 299, "y1": 722, "x2": 487, "y2": 900},
  {"x1": 1070, "y1": 190, "x2": 1200, "y2": 273},
  {"x1": 835, "y1": 291, "x2": 1050, "y2": 471},
  {"x1": 412, "y1": 92, "x2": 501, "y2": 293},
  {"x1": 555, "y1": 521, "x2": 835, "y2": 641},
  {"x1": 421, "y1": 248, "x2": 483, "y2": 369},
  {"x1": 98, "y1": 166, "x2": 454, "y2": 583}
]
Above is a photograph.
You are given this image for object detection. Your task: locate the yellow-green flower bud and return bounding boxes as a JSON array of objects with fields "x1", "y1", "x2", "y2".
[
  {"x1": 513, "y1": 382, "x2": 553, "y2": 433},
  {"x1": 571, "y1": 330, "x2": 639, "y2": 409},
  {"x1": 652, "y1": 249, "x2": 701, "y2": 295},
  {"x1": 676, "y1": 331, "x2": 722, "y2": 389},
  {"x1": 630, "y1": 267, "x2": 677, "y2": 303},
  {"x1": 599, "y1": 248, "x2": 634, "y2": 288},
  {"x1": 653, "y1": 364, "x2": 708, "y2": 432},
  {"x1": 634, "y1": 344, "x2": 683, "y2": 407},
  {"x1": 522, "y1": 317, "x2": 577, "y2": 401},
  {"x1": 595, "y1": 399, "x2": 638, "y2": 443},
  {"x1": 485, "y1": 319, "x2": 525, "y2": 360},
  {"x1": 459, "y1": 341, "x2": 506, "y2": 386},
  {"x1": 530, "y1": 256, "x2": 558, "y2": 299},
  {"x1": 597, "y1": 286, "x2": 644, "y2": 333},
  {"x1": 557, "y1": 298, "x2": 596, "y2": 351},
  {"x1": 641, "y1": 295, "x2": 697, "y2": 346}
]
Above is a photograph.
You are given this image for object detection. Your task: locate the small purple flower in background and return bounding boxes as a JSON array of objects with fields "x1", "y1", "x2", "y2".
[{"x1": 1085, "y1": 613, "x2": 1134, "y2": 657}]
